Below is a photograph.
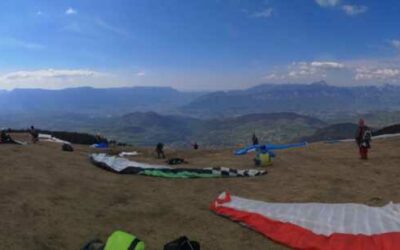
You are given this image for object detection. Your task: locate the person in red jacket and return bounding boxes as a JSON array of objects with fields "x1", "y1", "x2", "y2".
[{"x1": 355, "y1": 119, "x2": 372, "y2": 160}]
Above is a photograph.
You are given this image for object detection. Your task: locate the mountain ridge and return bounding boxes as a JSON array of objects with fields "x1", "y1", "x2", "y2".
[
  {"x1": 2, "y1": 83, "x2": 400, "y2": 118},
  {"x1": 0, "y1": 86, "x2": 205, "y2": 115},
  {"x1": 182, "y1": 83, "x2": 400, "y2": 118}
]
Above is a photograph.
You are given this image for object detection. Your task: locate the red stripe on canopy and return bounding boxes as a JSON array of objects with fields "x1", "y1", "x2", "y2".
[{"x1": 210, "y1": 195, "x2": 400, "y2": 250}]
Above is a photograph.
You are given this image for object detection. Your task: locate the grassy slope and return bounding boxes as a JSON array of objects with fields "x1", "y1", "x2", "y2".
[{"x1": 1, "y1": 134, "x2": 399, "y2": 249}]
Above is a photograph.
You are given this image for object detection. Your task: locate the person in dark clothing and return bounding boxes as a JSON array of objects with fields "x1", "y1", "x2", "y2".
[
  {"x1": 30, "y1": 126, "x2": 39, "y2": 143},
  {"x1": 156, "y1": 142, "x2": 166, "y2": 159},
  {"x1": 1, "y1": 130, "x2": 10, "y2": 143},
  {"x1": 95, "y1": 133, "x2": 107, "y2": 144},
  {"x1": 192, "y1": 142, "x2": 199, "y2": 150},
  {"x1": 252, "y1": 133, "x2": 259, "y2": 145},
  {"x1": 355, "y1": 119, "x2": 371, "y2": 160},
  {"x1": 0, "y1": 130, "x2": 16, "y2": 144}
]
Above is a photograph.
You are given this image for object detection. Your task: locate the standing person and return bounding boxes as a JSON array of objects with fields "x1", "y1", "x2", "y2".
[
  {"x1": 95, "y1": 133, "x2": 102, "y2": 143},
  {"x1": 355, "y1": 119, "x2": 372, "y2": 160},
  {"x1": 252, "y1": 133, "x2": 259, "y2": 145},
  {"x1": 155, "y1": 142, "x2": 166, "y2": 159},
  {"x1": 30, "y1": 126, "x2": 39, "y2": 143},
  {"x1": 192, "y1": 142, "x2": 199, "y2": 150}
]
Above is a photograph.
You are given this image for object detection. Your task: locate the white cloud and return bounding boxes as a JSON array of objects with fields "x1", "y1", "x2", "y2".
[
  {"x1": 315, "y1": 0, "x2": 340, "y2": 7},
  {"x1": 342, "y1": 5, "x2": 368, "y2": 16},
  {"x1": 288, "y1": 62, "x2": 319, "y2": 77},
  {"x1": 310, "y1": 61, "x2": 345, "y2": 69},
  {"x1": 390, "y1": 40, "x2": 400, "y2": 50},
  {"x1": 264, "y1": 61, "x2": 346, "y2": 82},
  {"x1": 264, "y1": 58, "x2": 400, "y2": 85},
  {"x1": 288, "y1": 61, "x2": 345, "y2": 77},
  {"x1": 264, "y1": 73, "x2": 285, "y2": 81},
  {"x1": 0, "y1": 37, "x2": 44, "y2": 50},
  {"x1": 0, "y1": 69, "x2": 110, "y2": 90},
  {"x1": 1, "y1": 69, "x2": 103, "y2": 81},
  {"x1": 251, "y1": 8, "x2": 273, "y2": 18},
  {"x1": 136, "y1": 71, "x2": 146, "y2": 77},
  {"x1": 95, "y1": 19, "x2": 132, "y2": 38},
  {"x1": 355, "y1": 67, "x2": 400, "y2": 81},
  {"x1": 65, "y1": 7, "x2": 77, "y2": 15}
]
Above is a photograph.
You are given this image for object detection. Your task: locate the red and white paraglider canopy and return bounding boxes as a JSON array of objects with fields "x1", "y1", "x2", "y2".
[{"x1": 210, "y1": 192, "x2": 400, "y2": 250}]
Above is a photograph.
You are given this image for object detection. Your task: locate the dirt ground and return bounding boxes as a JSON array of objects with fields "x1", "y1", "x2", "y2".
[{"x1": 1, "y1": 134, "x2": 400, "y2": 250}]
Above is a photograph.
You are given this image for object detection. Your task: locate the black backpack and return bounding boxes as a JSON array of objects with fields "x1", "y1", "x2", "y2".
[
  {"x1": 363, "y1": 129, "x2": 372, "y2": 142},
  {"x1": 164, "y1": 236, "x2": 200, "y2": 250},
  {"x1": 167, "y1": 158, "x2": 186, "y2": 165},
  {"x1": 62, "y1": 143, "x2": 74, "y2": 152}
]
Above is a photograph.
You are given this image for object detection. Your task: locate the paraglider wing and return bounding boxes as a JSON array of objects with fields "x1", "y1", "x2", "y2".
[
  {"x1": 234, "y1": 142, "x2": 306, "y2": 156},
  {"x1": 262, "y1": 142, "x2": 306, "y2": 151},
  {"x1": 234, "y1": 145, "x2": 258, "y2": 155}
]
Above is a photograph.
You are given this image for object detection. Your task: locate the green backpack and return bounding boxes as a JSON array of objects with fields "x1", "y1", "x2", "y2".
[
  {"x1": 105, "y1": 231, "x2": 144, "y2": 250},
  {"x1": 82, "y1": 231, "x2": 145, "y2": 250}
]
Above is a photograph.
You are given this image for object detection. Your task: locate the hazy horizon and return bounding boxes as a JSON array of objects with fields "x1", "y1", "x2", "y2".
[
  {"x1": 0, "y1": 80, "x2": 400, "y2": 92},
  {"x1": 1, "y1": 80, "x2": 400, "y2": 92}
]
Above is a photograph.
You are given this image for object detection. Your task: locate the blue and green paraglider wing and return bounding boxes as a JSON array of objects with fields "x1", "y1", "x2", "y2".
[{"x1": 234, "y1": 142, "x2": 306, "y2": 156}]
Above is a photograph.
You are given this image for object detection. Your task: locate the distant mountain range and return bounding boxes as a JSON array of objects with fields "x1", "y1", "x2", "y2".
[
  {"x1": 2, "y1": 82, "x2": 400, "y2": 146},
  {"x1": 181, "y1": 82, "x2": 400, "y2": 118},
  {"x1": 2, "y1": 82, "x2": 400, "y2": 119},
  {"x1": 0, "y1": 86, "x2": 204, "y2": 115}
]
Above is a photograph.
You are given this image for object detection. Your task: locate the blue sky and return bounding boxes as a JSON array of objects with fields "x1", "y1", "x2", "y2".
[{"x1": 0, "y1": 0, "x2": 400, "y2": 90}]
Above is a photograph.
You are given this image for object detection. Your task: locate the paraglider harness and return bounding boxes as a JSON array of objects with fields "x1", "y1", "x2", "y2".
[{"x1": 254, "y1": 145, "x2": 275, "y2": 166}]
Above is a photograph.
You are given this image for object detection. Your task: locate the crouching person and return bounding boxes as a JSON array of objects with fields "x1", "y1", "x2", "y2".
[
  {"x1": 254, "y1": 150, "x2": 274, "y2": 166},
  {"x1": 0, "y1": 130, "x2": 17, "y2": 144}
]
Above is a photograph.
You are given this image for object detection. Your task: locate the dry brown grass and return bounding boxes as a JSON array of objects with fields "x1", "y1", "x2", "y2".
[{"x1": 1, "y1": 133, "x2": 400, "y2": 249}]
